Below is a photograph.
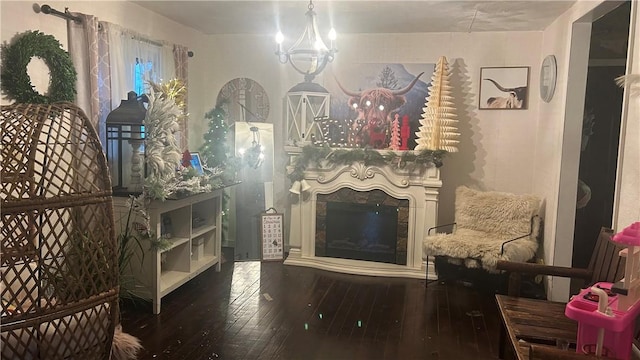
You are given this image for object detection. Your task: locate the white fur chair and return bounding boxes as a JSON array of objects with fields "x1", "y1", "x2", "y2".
[{"x1": 423, "y1": 186, "x2": 542, "y2": 276}]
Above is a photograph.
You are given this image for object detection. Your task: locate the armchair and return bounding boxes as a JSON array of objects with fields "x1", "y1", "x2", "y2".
[{"x1": 422, "y1": 186, "x2": 542, "y2": 280}]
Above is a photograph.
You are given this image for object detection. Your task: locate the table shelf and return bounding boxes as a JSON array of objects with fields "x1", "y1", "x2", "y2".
[{"x1": 114, "y1": 190, "x2": 223, "y2": 314}]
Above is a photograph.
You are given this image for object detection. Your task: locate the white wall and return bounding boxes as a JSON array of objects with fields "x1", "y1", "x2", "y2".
[
  {"x1": 537, "y1": 0, "x2": 640, "y2": 301},
  {"x1": 201, "y1": 31, "x2": 545, "y2": 232},
  {"x1": 615, "y1": 0, "x2": 640, "y2": 234},
  {"x1": 0, "y1": 0, "x2": 209, "y2": 142},
  {"x1": 332, "y1": 32, "x2": 545, "y2": 227},
  {"x1": 535, "y1": 1, "x2": 594, "y2": 302}
]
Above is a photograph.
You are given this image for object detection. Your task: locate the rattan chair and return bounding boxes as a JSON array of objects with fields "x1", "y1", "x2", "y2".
[{"x1": 1, "y1": 103, "x2": 119, "y2": 359}]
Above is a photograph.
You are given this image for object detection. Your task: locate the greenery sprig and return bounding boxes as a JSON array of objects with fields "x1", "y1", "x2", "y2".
[
  {"x1": 287, "y1": 145, "x2": 447, "y2": 182},
  {"x1": 0, "y1": 31, "x2": 77, "y2": 103}
]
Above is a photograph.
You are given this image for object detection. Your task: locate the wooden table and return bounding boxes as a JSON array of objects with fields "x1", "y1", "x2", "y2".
[{"x1": 496, "y1": 294, "x2": 578, "y2": 360}]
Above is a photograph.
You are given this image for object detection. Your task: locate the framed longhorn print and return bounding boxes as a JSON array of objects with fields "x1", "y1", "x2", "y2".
[{"x1": 479, "y1": 66, "x2": 530, "y2": 110}]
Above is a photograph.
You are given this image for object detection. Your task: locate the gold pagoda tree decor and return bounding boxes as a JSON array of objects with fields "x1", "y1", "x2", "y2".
[{"x1": 414, "y1": 56, "x2": 459, "y2": 152}]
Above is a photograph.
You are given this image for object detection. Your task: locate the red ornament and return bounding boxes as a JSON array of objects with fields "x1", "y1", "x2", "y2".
[
  {"x1": 181, "y1": 150, "x2": 192, "y2": 168},
  {"x1": 400, "y1": 115, "x2": 411, "y2": 150}
]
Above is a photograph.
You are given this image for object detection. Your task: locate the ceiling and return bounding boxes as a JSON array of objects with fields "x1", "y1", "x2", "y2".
[{"x1": 131, "y1": 1, "x2": 577, "y2": 36}]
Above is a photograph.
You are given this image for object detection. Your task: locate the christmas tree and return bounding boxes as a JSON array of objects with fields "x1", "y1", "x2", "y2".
[
  {"x1": 415, "y1": 56, "x2": 459, "y2": 152},
  {"x1": 377, "y1": 66, "x2": 399, "y2": 89},
  {"x1": 389, "y1": 114, "x2": 401, "y2": 150},
  {"x1": 199, "y1": 105, "x2": 229, "y2": 168}
]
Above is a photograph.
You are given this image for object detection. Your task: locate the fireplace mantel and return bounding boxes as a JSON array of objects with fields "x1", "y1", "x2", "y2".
[{"x1": 285, "y1": 146, "x2": 441, "y2": 279}]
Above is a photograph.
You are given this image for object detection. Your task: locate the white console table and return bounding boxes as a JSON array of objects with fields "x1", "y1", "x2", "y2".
[{"x1": 114, "y1": 190, "x2": 222, "y2": 314}]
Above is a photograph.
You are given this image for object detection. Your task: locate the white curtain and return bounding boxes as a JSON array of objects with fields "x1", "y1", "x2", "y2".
[
  {"x1": 103, "y1": 23, "x2": 175, "y2": 105},
  {"x1": 68, "y1": 18, "x2": 180, "y2": 151},
  {"x1": 173, "y1": 45, "x2": 190, "y2": 150},
  {"x1": 67, "y1": 14, "x2": 100, "y2": 131}
]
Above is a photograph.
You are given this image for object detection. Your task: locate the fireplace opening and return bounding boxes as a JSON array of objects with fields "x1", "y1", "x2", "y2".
[{"x1": 325, "y1": 202, "x2": 398, "y2": 264}]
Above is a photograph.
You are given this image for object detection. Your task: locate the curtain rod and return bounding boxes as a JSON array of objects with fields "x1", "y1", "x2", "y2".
[
  {"x1": 133, "y1": 34, "x2": 164, "y2": 48},
  {"x1": 36, "y1": 4, "x2": 194, "y2": 58},
  {"x1": 36, "y1": 4, "x2": 82, "y2": 23},
  {"x1": 96, "y1": 23, "x2": 194, "y2": 57}
]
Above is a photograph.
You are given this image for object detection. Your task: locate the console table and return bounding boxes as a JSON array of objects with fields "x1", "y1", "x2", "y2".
[{"x1": 114, "y1": 190, "x2": 223, "y2": 314}]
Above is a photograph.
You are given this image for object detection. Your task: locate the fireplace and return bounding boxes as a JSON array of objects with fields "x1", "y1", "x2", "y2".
[
  {"x1": 325, "y1": 201, "x2": 398, "y2": 263},
  {"x1": 315, "y1": 189, "x2": 409, "y2": 265},
  {"x1": 285, "y1": 146, "x2": 441, "y2": 279}
]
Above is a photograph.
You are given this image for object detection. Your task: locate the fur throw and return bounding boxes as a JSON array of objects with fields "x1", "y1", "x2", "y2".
[
  {"x1": 111, "y1": 325, "x2": 143, "y2": 360},
  {"x1": 423, "y1": 186, "x2": 541, "y2": 272}
]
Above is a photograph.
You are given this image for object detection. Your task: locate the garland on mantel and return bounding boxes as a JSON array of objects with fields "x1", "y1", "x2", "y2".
[{"x1": 287, "y1": 145, "x2": 447, "y2": 182}]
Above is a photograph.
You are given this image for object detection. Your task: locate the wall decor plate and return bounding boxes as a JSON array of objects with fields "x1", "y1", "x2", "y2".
[{"x1": 216, "y1": 78, "x2": 270, "y2": 124}]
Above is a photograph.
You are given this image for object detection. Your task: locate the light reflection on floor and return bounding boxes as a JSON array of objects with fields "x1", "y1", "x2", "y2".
[{"x1": 228, "y1": 261, "x2": 262, "y2": 328}]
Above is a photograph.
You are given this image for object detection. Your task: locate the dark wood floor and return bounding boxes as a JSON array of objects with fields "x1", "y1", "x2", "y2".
[{"x1": 120, "y1": 256, "x2": 504, "y2": 360}]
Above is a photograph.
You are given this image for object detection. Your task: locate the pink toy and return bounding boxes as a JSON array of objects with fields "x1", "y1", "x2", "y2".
[
  {"x1": 612, "y1": 222, "x2": 640, "y2": 312},
  {"x1": 565, "y1": 222, "x2": 640, "y2": 359}
]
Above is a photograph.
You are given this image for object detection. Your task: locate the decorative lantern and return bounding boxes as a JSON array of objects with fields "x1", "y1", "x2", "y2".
[
  {"x1": 105, "y1": 91, "x2": 146, "y2": 195},
  {"x1": 285, "y1": 81, "x2": 331, "y2": 145}
]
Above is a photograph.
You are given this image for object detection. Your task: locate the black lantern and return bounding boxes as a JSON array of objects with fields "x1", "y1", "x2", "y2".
[{"x1": 106, "y1": 91, "x2": 147, "y2": 195}]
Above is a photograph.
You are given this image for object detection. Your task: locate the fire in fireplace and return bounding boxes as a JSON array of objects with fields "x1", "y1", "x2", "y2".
[{"x1": 324, "y1": 201, "x2": 399, "y2": 264}]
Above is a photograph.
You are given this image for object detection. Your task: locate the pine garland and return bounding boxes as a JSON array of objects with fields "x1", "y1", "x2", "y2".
[
  {"x1": 0, "y1": 31, "x2": 77, "y2": 103},
  {"x1": 288, "y1": 145, "x2": 447, "y2": 182}
]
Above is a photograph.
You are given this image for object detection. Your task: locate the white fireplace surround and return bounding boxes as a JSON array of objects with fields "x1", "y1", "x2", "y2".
[{"x1": 285, "y1": 146, "x2": 441, "y2": 279}]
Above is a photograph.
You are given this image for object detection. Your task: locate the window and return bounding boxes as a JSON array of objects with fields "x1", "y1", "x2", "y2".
[
  {"x1": 134, "y1": 57, "x2": 154, "y2": 96},
  {"x1": 99, "y1": 23, "x2": 183, "y2": 154}
]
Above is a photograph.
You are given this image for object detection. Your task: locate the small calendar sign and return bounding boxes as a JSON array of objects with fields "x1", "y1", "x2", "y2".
[{"x1": 260, "y1": 208, "x2": 284, "y2": 261}]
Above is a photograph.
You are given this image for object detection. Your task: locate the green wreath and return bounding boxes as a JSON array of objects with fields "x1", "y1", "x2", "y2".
[{"x1": 0, "y1": 30, "x2": 77, "y2": 104}]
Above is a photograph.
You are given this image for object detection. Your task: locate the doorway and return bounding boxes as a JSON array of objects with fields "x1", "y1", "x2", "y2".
[{"x1": 572, "y1": 1, "x2": 630, "y2": 268}]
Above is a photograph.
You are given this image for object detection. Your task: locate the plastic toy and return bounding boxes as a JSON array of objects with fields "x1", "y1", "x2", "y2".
[{"x1": 565, "y1": 222, "x2": 640, "y2": 359}]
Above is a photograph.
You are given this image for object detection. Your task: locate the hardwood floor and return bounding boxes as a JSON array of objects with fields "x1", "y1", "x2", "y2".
[{"x1": 120, "y1": 255, "x2": 504, "y2": 360}]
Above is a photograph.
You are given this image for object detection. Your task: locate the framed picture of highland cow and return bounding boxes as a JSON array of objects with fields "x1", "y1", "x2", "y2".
[
  {"x1": 479, "y1": 66, "x2": 530, "y2": 110},
  {"x1": 326, "y1": 63, "x2": 435, "y2": 149}
]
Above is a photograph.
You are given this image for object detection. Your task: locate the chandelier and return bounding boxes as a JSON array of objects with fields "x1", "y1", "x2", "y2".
[
  {"x1": 238, "y1": 125, "x2": 265, "y2": 169},
  {"x1": 275, "y1": 0, "x2": 337, "y2": 83}
]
